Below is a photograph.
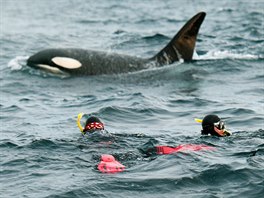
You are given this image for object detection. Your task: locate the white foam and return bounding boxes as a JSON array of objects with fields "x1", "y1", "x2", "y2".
[
  {"x1": 192, "y1": 50, "x2": 199, "y2": 60},
  {"x1": 8, "y1": 56, "x2": 29, "y2": 70},
  {"x1": 194, "y1": 50, "x2": 260, "y2": 60}
]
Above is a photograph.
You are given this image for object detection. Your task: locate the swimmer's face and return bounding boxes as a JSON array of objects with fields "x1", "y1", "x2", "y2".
[
  {"x1": 201, "y1": 115, "x2": 231, "y2": 137},
  {"x1": 213, "y1": 120, "x2": 226, "y2": 136}
]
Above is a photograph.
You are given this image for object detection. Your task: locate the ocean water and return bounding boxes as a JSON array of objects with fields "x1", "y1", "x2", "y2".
[{"x1": 1, "y1": 0, "x2": 264, "y2": 197}]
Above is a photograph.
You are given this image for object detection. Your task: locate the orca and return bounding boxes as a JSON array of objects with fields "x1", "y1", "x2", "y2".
[{"x1": 27, "y1": 12, "x2": 206, "y2": 76}]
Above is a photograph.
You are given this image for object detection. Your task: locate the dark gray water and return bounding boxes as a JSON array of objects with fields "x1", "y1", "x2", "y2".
[{"x1": 1, "y1": 0, "x2": 264, "y2": 197}]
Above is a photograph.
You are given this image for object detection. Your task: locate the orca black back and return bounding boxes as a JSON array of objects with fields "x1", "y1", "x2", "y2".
[{"x1": 27, "y1": 12, "x2": 206, "y2": 76}]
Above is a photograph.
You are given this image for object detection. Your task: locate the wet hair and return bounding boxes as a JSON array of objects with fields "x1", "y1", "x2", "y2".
[
  {"x1": 85, "y1": 116, "x2": 102, "y2": 126},
  {"x1": 201, "y1": 114, "x2": 221, "y2": 136}
]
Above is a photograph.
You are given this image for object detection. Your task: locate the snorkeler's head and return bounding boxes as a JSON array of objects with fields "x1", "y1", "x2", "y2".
[
  {"x1": 83, "y1": 116, "x2": 104, "y2": 133},
  {"x1": 201, "y1": 114, "x2": 230, "y2": 137}
]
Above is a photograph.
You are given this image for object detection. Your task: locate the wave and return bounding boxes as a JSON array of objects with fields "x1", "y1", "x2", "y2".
[
  {"x1": 0, "y1": 141, "x2": 18, "y2": 148},
  {"x1": 142, "y1": 33, "x2": 170, "y2": 41},
  {"x1": 7, "y1": 56, "x2": 28, "y2": 70},
  {"x1": 26, "y1": 139, "x2": 60, "y2": 149},
  {"x1": 1, "y1": 130, "x2": 263, "y2": 198},
  {"x1": 195, "y1": 50, "x2": 262, "y2": 60}
]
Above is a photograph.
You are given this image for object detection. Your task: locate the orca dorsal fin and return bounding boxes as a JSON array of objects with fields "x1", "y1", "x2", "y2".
[{"x1": 152, "y1": 12, "x2": 206, "y2": 65}]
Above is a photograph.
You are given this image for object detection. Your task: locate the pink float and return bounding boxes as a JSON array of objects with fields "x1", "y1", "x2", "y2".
[{"x1": 98, "y1": 154, "x2": 125, "y2": 173}]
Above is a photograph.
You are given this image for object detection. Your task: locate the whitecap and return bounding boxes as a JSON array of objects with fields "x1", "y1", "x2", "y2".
[
  {"x1": 8, "y1": 56, "x2": 29, "y2": 70},
  {"x1": 194, "y1": 50, "x2": 261, "y2": 60}
]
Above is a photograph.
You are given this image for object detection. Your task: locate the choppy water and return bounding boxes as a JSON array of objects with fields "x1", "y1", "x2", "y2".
[{"x1": 1, "y1": 0, "x2": 264, "y2": 197}]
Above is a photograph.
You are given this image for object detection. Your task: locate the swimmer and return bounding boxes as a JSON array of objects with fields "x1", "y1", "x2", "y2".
[
  {"x1": 77, "y1": 113, "x2": 104, "y2": 134},
  {"x1": 77, "y1": 113, "x2": 216, "y2": 173},
  {"x1": 77, "y1": 113, "x2": 125, "y2": 173},
  {"x1": 77, "y1": 113, "x2": 111, "y2": 138},
  {"x1": 195, "y1": 114, "x2": 232, "y2": 137}
]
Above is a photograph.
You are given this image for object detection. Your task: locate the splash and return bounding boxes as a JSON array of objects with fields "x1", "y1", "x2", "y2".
[
  {"x1": 194, "y1": 50, "x2": 261, "y2": 60},
  {"x1": 8, "y1": 56, "x2": 29, "y2": 70},
  {"x1": 7, "y1": 55, "x2": 70, "y2": 78}
]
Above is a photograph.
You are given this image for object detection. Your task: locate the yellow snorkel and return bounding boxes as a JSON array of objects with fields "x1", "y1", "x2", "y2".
[
  {"x1": 195, "y1": 118, "x2": 203, "y2": 123},
  {"x1": 77, "y1": 112, "x2": 85, "y2": 134}
]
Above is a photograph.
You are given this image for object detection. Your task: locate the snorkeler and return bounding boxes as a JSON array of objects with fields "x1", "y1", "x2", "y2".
[
  {"x1": 77, "y1": 113, "x2": 215, "y2": 173},
  {"x1": 195, "y1": 114, "x2": 232, "y2": 137},
  {"x1": 77, "y1": 113, "x2": 125, "y2": 173},
  {"x1": 77, "y1": 113, "x2": 105, "y2": 134}
]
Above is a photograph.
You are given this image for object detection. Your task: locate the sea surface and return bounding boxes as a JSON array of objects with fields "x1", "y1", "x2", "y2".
[{"x1": 1, "y1": 0, "x2": 264, "y2": 197}]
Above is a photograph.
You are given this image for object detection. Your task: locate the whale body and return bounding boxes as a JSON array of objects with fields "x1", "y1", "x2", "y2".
[{"x1": 27, "y1": 12, "x2": 206, "y2": 76}]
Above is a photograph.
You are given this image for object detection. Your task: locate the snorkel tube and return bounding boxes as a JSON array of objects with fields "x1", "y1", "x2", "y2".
[
  {"x1": 195, "y1": 118, "x2": 203, "y2": 123},
  {"x1": 77, "y1": 112, "x2": 85, "y2": 135}
]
